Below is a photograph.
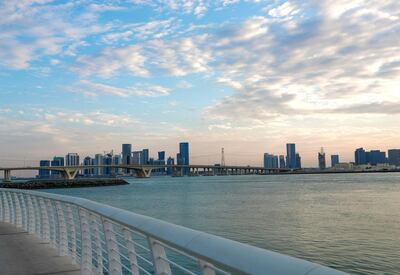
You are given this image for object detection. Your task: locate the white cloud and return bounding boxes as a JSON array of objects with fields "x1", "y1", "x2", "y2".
[
  {"x1": 73, "y1": 80, "x2": 170, "y2": 98},
  {"x1": 74, "y1": 45, "x2": 149, "y2": 77}
]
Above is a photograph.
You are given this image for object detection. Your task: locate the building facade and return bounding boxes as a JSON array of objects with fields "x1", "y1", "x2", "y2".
[
  {"x1": 388, "y1": 149, "x2": 400, "y2": 167},
  {"x1": 179, "y1": 142, "x2": 190, "y2": 175},
  {"x1": 331, "y1": 155, "x2": 339, "y2": 167},
  {"x1": 286, "y1": 143, "x2": 297, "y2": 169},
  {"x1": 318, "y1": 148, "x2": 326, "y2": 169},
  {"x1": 355, "y1": 148, "x2": 367, "y2": 165},
  {"x1": 39, "y1": 160, "x2": 50, "y2": 178},
  {"x1": 264, "y1": 153, "x2": 279, "y2": 169},
  {"x1": 65, "y1": 153, "x2": 79, "y2": 166}
]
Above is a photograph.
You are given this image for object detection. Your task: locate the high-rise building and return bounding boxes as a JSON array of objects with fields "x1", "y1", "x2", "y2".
[
  {"x1": 65, "y1": 153, "x2": 79, "y2": 166},
  {"x1": 388, "y1": 149, "x2": 400, "y2": 166},
  {"x1": 331, "y1": 155, "x2": 339, "y2": 167},
  {"x1": 83, "y1": 156, "x2": 93, "y2": 176},
  {"x1": 166, "y1": 157, "x2": 175, "y2": 175},
  {"x1": 113, "y1": 154, "x2": 122, "y2": 175},
  {"x1": 296, "y1": 153, "x2": 301, "y2": 169},
  {"x1": 179, "y1": 142, "x2": 189, "y2": 175},
  {"x1": 366, "y1": 150, "x2": 387, "y2": 165},
  {"x1": 158, "y1": 151, "x2": 165, "y2": 161},
  {"x1": 286, "y1": 143, "x2": 296, "y2": 169},
  {"x1": 51, "y1": 156, "x2": 64, "y2": 177},
  {"x1": 103, "y1": 153, "x2": 113, "y2": 176},
  {"x1": 318, "y1": 148, "x2": 326, "y2": 169},
  {"x1": 122, "y1": 144, "x2": 132, "y2": 174},
  {"x1": 157, "y1": 151, "x2": 166, "y2": 174},
  {"x1": 94, "y1": 154, "x2": 103, "y2": 176},
  {"x1": 39, "y1": 160, "x2": 50, "y2": 178},
  {"x1": 264, "y1": 153, "x2": 279, "y2": 169},
  {"x1": 355, "y1": 148, "x2": 367, "y2": 165},
  {"x1": 132, "y1": 151, "x2": 142, "y2": 164},
  {"x1": 141, "y1": 149, "x2": 149, "y2": 165},
  {"x1": 279, "y1": 155, "x2": 286, "y2": 168}
]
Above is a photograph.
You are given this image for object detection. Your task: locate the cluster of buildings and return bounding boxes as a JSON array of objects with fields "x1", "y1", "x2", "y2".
[
  {"x1": 38, "y1": 142, "x2": 190, "y2": 178},
  {"x1": 263, "y1": 143, "x2": 302, "y2": 169},
  {"x1": 264, "y1": 145, "x2": 400, "y2": 170}
]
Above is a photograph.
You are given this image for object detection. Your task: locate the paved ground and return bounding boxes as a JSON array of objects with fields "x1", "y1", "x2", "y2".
[{"x1": 0, "y1": 222, "x2": 80, "y2": 275}]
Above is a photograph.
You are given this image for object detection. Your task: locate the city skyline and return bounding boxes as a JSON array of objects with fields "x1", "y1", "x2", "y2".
[{"x1": 1, "y1": 1, "x2": 400, "y2": 167}]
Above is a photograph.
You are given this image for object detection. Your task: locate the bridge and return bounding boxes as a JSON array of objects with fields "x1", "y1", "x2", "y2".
[
  {"x1": 0, "y1": 165, "x2": 291, "y2": 182},
  {"x1": 0, "y1": 188, "x2": 345, "y2": 275}
]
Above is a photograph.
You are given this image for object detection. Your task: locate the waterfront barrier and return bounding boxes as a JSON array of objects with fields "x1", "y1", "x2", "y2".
[{"x1": 0, "y1": 188, "x2": 345, "y2": 275}]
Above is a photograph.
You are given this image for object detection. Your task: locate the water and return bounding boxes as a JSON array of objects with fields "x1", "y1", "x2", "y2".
[{"x1": 45, "y1": 173, "x2": 400, "y2": 274}]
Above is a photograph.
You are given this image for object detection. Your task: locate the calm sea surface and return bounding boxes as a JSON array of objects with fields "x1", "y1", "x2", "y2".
[{"x1": 44, "y1": 173, "x2": 400, "y2": 274}]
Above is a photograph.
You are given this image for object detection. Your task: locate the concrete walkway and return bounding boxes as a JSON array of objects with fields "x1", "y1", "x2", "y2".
[{"x1": 0, "y1": 222, "x2": 80, "y2": 275}]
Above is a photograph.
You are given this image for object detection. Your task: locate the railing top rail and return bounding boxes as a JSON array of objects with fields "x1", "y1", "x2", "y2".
[{"x1": 0, "y1": 188, "x2": 344, "y2": 275}]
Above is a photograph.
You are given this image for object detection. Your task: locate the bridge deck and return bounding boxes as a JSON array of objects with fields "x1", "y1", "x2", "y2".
[{"x1": 0, "y1": 222, "x2": 80, "y2": 275}]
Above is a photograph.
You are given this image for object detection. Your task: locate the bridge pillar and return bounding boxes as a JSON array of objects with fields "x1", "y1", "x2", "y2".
[
  {"x1": 3, "y1": 169, "x2": 11, "y2": 182},
  {"x1": 136, "y1": 168, "x2": 152, "y2": 178},
  {"x1": 60, "y1": 168, "x2": 80, "y2": 180}
]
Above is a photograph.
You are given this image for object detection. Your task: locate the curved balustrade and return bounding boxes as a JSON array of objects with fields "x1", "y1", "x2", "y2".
[{"x1": 0, "y1": 188, "x2": 345, "y2": 275}]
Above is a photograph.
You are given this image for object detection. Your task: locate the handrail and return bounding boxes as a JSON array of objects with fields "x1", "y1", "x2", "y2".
[{"x1": 0, "y1": 188, "x2": 346, "y2": 275}]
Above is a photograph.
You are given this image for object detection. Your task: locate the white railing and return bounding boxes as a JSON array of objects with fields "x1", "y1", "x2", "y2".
[{"x1": 0, "y1": 188, "x2": 345, "y2": 275}]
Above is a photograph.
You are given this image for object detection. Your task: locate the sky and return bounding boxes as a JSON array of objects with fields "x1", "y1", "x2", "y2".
[{"x1": 0, "y1": 0, "x2": 400, "y2": 168}]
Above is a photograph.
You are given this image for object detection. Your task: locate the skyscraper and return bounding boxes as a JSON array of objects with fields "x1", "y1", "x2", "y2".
[
  {"x1": 331, "y1": 155, "x2": 339, "y2": 167},
  {"x1": 132, "y1": 151, "x2": 142, "y2": 164},
  {"x1": 141, "y1": 149, "x2": 149, "y2": 165},
  {"x1": 355, "y1": 148, "x2": 367, "y2": 165},
  {"x1": 296, "y1": 153, "x2": 301, "y2": 169},
  {"x1": 103, "y1": 153, "x2": 113, "y2": 176},
  {"x1": 94, "y1": 154, "x2": 103, "y2": 176},
  {"x1": 279, "y1": 155, "x2": 286, "y2": 169},
  {"x1": 167, "y1": 157, "x2": 175, "y2": 175},
  {"x1": 65, "y1": 153, "x2": 79, "y2": 166},
  {"x1": 113, "y1": 154, "x2": 122, "y2": 175},
  {"x1": 286, "y1": 143, "x2": 296, "y2": 169},
  {"x1": 366, "y1": 150, "x2": 387, "y2": 165},
  {"x1": 83, "y1": 156, "x2": 93, "y2": 176},
  {"x1": 179, "y1": 142, "x2": 189, "y2": 175},
  {"x1": 318, "y1": 148, "x2": 326, "y2": 169},
  {"x1": 388, "y1": 149, "x2": 400, "y2": 166},
  {"x1": 51, "y1": 156, "x2": 64, "y2": 177},
  {"x1": 39, "y1": 160, "x2": 50, "y2": 178},
  {"x1": 122, "y1": 144, "x2": 132, "y2": 173},
  {"x1": 264, "y1": 153, "x2": 278, "y2": 169}
]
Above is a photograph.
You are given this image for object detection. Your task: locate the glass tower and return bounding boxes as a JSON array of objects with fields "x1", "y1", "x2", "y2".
[{"x1": 286, "y1": 143, "x2": 296, "y2": 169}]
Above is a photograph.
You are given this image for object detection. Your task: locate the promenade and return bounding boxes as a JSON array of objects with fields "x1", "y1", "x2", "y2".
[{"x1": 0, "y1": 222, "x2": 79, "y2": 275}]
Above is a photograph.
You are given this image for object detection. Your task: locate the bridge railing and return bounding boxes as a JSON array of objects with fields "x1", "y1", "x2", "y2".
[{"x1": 0, "y1": 188, "x2": 344, "y2": 275}]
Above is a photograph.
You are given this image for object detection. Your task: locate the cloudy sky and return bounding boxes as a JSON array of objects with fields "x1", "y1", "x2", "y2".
[{"x1": 1, "y1": 0, "x2": 399, "y2": 167}]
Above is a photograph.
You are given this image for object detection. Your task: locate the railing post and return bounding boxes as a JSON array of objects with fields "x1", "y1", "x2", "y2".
[
  {"x1": 199, "y1": 260, "x2": 216, "y2": 275},
  {"x1": 0, "y1": 191, "x2": 3, "y2": 221},
  {"x1": 66, "y1": 204, "x2": 77, "y2": 264},
  {"x1": 32, "y1": 196, "x2": 42, "y2": 236},
  {"x1": 26, "y1": 195, "x2": 36, "y2": 234},
  {"x1": 90, "y1": 214, "x2": 104, "y2": 274},
  {"x1": 0, "y1": 191, "x2": 8, "y2": 222},
  {"x1": 123, "y1": 227, "x2": 139, "y2": 275},
  {"x1": 39, "y1": 198, "x2": 50, "y2": 242},
  {"x1": 103, "y1": 219, "x2": 123, "y2": 275},
  {"x1": 6, "y1": 192, "x2": 15, "y2": 224},
  {"x1": 46, "y1": 199, "x2": 57, "y2": 248},
  {"x1": 18, "y1": 193, "x2": 28, "y2": 231},
  {"x1": 13, "y1": 192, "x2": 22, "y2": 228},
  {"x1": 79, "y1": 209, "x2": 93, "y2": 275},
  {"x1": 55, "y1": 201, "x2": 68, "y2": 256},
  {"x1": 147, "y1": 237, "x2": 172, "y2": 275}
]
